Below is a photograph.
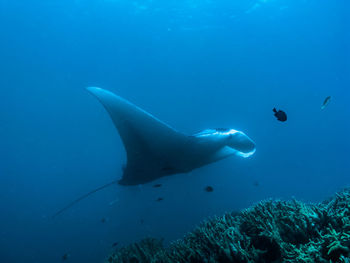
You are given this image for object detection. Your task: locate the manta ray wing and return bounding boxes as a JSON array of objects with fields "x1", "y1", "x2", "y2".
[{"x1": 87, "y1": 87, "x2": 188, "y2": 185}]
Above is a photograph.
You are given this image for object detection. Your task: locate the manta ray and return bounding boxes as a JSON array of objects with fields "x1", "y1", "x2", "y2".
[
  {"x1": 87, "y1": 87, "x2": 256, "y2": 185},
  {"x1": 52, "y1": 87, "x2": 256, "y2": 217}
]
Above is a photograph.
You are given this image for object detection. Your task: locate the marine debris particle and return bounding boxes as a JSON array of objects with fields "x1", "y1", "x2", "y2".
[
  {"x1": 156, "y1": 197, "x2": 164, "y2": 202},
  {"x1": 204, "y1": 186, "x2": 214, "y2": 192},
  {"x1": 109, "y1": 199, "x2": 119, "y2": 206},
  {"x1": 321, "y1": 96, "x2": 331, "y2": 110},
  {"x1": 273, "y1": 107, "x2": 287, "y2": 122},
  {"x1": 153, "y1": 184, "x2": 162, "y2": 188},
  {"x1": 106, "y1": 188, "x2": 350, "y2": 263}
]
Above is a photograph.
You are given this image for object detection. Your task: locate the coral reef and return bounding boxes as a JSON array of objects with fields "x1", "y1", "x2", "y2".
[{"x1": 106, "y1": 189, "x2": 350, "y2": 263}]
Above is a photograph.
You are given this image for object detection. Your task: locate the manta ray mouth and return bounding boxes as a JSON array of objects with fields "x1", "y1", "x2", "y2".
[
  {"x1": 233, "y1": 147, "x2": 256, "y2": 158},
  {"x1": 224, "y1": 129, "x2": 256, "y2": 157},
  {"x1": 223, "y1": 139, "x2": 256, "y2": 159}
]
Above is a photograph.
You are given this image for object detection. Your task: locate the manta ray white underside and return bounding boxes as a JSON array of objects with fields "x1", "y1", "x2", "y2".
[{"x1": 87, "y1": 87, "x2": 256, "y2": 185}]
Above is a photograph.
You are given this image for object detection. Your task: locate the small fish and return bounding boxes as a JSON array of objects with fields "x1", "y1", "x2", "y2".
[
  {"x1": 253, "y1": 181, "x2": 259, "y2": 187},
  {"x1": 101, "y1": 217, "x2": 109, "y2": 223},
  {"x1": 140, "y1": 218, "x2": 144, "y2": 224},
  {"x1": 156, "y1": 197, "x2": 164, "y2": 201},
  {"x1": 153, "y1": 184, "x2": 162, "y2": 188},
  {"x1": 205, "y1": 186, "x2": 214, "y2": 192},
  {"x1": 62, "y1": 253, "x2": 70, "y2": 261},
  {"x1": 321, "y1": 96, "x2": 331, "y2": 110},
  {"x1": 112, "y1": 242, "x2": 118, "y2": 247},
  {"x1": 273, "y1": 108, "x2": 287, "y2": 122}
]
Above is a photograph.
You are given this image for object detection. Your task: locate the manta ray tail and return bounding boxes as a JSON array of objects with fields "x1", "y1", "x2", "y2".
[{"x1": 52, "y1": 180, "x2": 118, "y2": 218}]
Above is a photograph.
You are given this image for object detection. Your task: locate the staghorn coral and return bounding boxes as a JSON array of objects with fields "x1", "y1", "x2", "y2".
[{"x1": 106, "y1": 188, "x2": 350, "y2": 263}]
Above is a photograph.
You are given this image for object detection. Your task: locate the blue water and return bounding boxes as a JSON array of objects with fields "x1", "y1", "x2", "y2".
[{"x1": 1, "y1": 0, "x2": 349, "y2": 262}]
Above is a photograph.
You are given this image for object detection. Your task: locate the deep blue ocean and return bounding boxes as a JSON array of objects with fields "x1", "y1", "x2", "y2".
[{"x1": 1, "y1": 0, "x2": 349, "y2": 262}]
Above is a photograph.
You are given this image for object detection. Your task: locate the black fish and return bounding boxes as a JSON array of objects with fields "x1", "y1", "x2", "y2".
[
  {"x1": 153, "y1": 184, "x2": 162, "y2": 188},
  {"x1": 156, "y1": 197, "x2": 164, "y2": 201},
  {"x1": 112, "y1": 242, "x2": 118, "y2": 247},
  {"x1": 62, "y1": 253, "x2": 70, "y2": 261},
  {"x1": 273, "y1": 108, "x2": 287, "y2": 122},
  {"x1": 205, "y1": 186, "x2": 214, "y2": 192},
  {"x1": 101, "y1": 217, "x2": 109, "y2": 223}
]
